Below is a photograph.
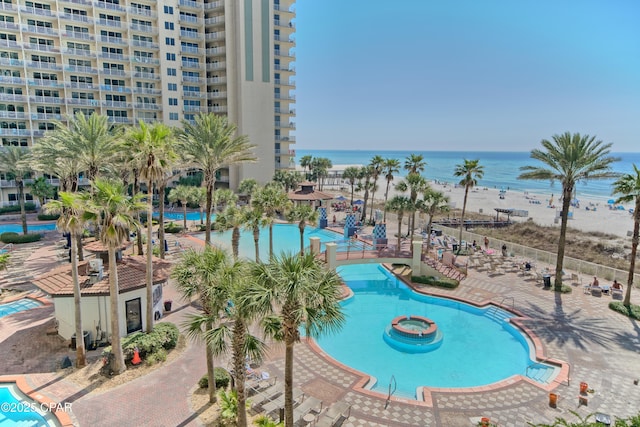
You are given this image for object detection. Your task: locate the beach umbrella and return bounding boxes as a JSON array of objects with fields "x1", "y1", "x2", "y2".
[
  {"x1": 335, "y1": 195, "x2": 346, "y2": 201},
  {"x1": 607, "y1": 199, "x2": 615, "y2": 204},
  {"x1": 353, "y1": 199, "x2": 364, "y2": 205}
]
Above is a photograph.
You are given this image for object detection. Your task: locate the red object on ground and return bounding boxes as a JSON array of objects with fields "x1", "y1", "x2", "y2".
[
  {"x1": 580, "y1": 382, "x2": 588, "y2": 393},
  {"x1": 132, "y1": 349, "x2": 142, "y2": 365}
]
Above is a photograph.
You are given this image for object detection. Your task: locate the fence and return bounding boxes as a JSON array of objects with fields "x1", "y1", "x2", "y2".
[{"x1": 435, "y1": 224, "x2": 640, "y2": 283}]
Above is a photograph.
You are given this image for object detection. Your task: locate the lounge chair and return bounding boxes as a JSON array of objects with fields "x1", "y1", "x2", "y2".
[
  {"x1": 293, "y1": 396, "x2": 323, "y2": 423},
  {"x1": 314, "y1": 402, "x2": 351, "y2": 427},
  {"x1": 570, "y1": 273, "x2": 582, "y2": 286},
  {"x1": 611, "y1": 284, "x2": 624, "y2": 299},
  {"x1": 590, "y1": 285, "x2": 603, "y2": 296},
  {"x1": 262, "y1": 387, "x2": 304, "y2": 415},
  {"x1": 249, "y1": 384, "x2": 282, "y2": 410}
]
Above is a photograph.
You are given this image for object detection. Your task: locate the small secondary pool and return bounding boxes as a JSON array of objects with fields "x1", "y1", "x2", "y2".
[
  {"x1": 315, "y1": 263, "x2": 558, "y2": 398},
  {"x1": 0, "y1": 223, "x2": 56, "y2": 234},
  {"x1": 0, "y1": 298, "x2": 42, "y2": 318},
  {"x1": 0, "y1": 383, "x2": 59, "y2": 426},
  {"x1": 154, "y1": 211, "x2": 216, "y2": 222},
  {"x1": 203, "y1": 223, "x2": 357, "y2": 260}
]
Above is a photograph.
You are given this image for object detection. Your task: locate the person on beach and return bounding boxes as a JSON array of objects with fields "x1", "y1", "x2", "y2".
[
  {"x1": 591, "y1": 276, "x2": 599, "y2": 287},
  {"x1": 501, "y1": 243, "x2": 507, "y2": 256},
  {"x1": 484, "y1": 236, "x2": 489, "y2": 250},
  {"x1": 612, "y1": 280, "x2": 622, "y2": 290},
  {"x1": 472, "y1": 240, "x2": 477, "y2": 250}
]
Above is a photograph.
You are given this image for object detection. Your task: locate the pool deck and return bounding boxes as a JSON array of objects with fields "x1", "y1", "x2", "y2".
[{"x1": 1, "y1": 227, "x2": 640, "y2": 426}]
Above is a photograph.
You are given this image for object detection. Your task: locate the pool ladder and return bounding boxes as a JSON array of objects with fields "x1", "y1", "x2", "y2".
[
  {"x1": 384, "y1": 375, "x2": 397, "y2": 409},
  {"x1": 499, "y1": 296, "x2": 515, "y2": 311}
]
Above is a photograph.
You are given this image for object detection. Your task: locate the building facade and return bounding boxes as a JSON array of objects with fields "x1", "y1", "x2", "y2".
[{"x1": 0, "y1": 0, "x2": 295, "y2": 205}]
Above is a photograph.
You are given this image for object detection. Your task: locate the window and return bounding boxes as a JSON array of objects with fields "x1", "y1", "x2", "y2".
[
  {"x1": 103, "y1": 62, "x2": 124, "y2": 71},
  {"x1": 65, "y1": 25, "x2": 89, "y2": 33},
  {"x1": 168, "y1": 83, "x2": 177, "y2": 91},
  {"x1": 169, "y1": 112, "x2": 178, "y2": 120},
  {"x1": 35, "y1": 89, "x2": 59, "y2": 97},
  {"x1": 63, "y1": 8, "x2": 87, "y2": 16},
  {"x1": 166, "y1": 53, "x2": 175, "y2": 61},
  {"x1": 68, "y1": 58, "x2": 91, "y2": 67},
  {"x1": 105, "y1": 94, "x2": 126, "y2": 102},
  {"x1": 165, "y1": 37, "x2": 175, "y2": 46},
  {"x1": 32, "y1": 55, "x2": 56, "y2": 63},
  {"x1": 72, "y1": 91, "x2": 94, "y2": 99},
  {"x1": 164, "y1": 22, "x2": 174, "y2": 30},
  {"x1": 125, "y1": 298, "x2": 142, "y2": 334},
  {"x1": 104, "y1": 78, "x2": 125, "y2": 86},
  {"x1": 167, "y1": 68, "x2": 176, "y2": 76},
  {"x1": 67, "y1": 42, "x2": 90, "y2": 51},
  {"x1": 70, "y1": 75, "x2": 93, "y2": 84},
  {"x1": 106, "y1": 110, "x2": 128, "y2": 118},
  {"x1": 0, "y1": 16, "x2": 15, "y2": 23},
  {"x1": 163, "y1": 5, "x2": 173, "y2": 14},
  {"x1": 168, "y1": 98, "x2": 177, "y2": 106}
]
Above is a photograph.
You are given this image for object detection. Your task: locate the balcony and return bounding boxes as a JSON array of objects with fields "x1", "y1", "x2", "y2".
[
  {"x1": 100, "y1": 85, "x2": 131, "y2": 93},
  {"x1": 274, "y1": 19, "x2": 294, "y2": 29},
  {"x1": 205, "y1": 61, "x2": 225, "y2": 70},
  {"x1": 130, "y1": 24, "x2": 155, "y2": 33},
  {"x1": 60, "y1": 0, "x2": 93, "y2": 5},
  {"x1": 180, "y1": 45, "x2": 203, "y2": 55},
  {"x1": 132, "y1": 56, "x2": 160, "y2": 65},
  {"x1": 133, "y1": 72, "x2": 160, "y2": 80},
  {"x1": 130, "y1": 6, "x2": 156, "y2": 17},
  {"x1": 96, "y1": 18, "x2": 122, "y2": 28},
  {"x1": 206, "y1": 76, "x2": 226, "y2": 84},
  {"x1": 0, "y1": 76, "x2": 25, "y2": 85},
  {"x1": 29, "y1": 79, "x2": 64, "y2": 88},
  {"x1": 274, "y1": 78, "x2": 295, "y2": 87},
  {"x1": 180, "y1": 30, "x2": 200, "y2": 39},
  {"x1": 208, "y1": 105, "x2": 227, "y2": 113},
  {"x1": 99, "y1": 36, "x2": 126, "y2": 45},
  {"x1": 26, "y1": 43, "x2": 59, "y2": 53},
  {"x1": 182, "y1": 91, "x2": 205, "y2": 98},
  {"x1": 203, "y1": 1, "x2": 223, "y2": 10},
  {"x1": 0, "y1": 2, "x2": 16, "y2": 10},
  {"x1": 274, "y1": 93, "x2": 295, "y2": 101},
  {"x1": 275, "y1": 121, "x2": 295, "y2": 129},
  {"x1": 0, "y1": 111, "x2": 27, "y2": 119},
  {"x1": 102, "y1": 101, "x2": 130, "y2": 108},
  {"x1": 134, "y1": 103, "x2": 160, "y2": 110},
  {"x1": 181, "y1": 61, "x2": 202, "y2": 70},
  {"x1": 179, "y1": 15, "x2": 200, "y2": 25},
  {"x1": 182, "y1": 105, "x2": 203, "y2": 112},
  {"x1": 99, "y1": 53, "x2": 127, "y2": 61},
  {"x1": 204, "y1": 16, "x2": 224, "y2": 26},
  {"x1": 30, "y1": 96, "x2": 64, "y2": 104},
  {"x1": 179, "y1": 0, "x2": 202, "y2": 9},
  {"x1": 274, "y1": 64, "x2": 295, "y2": 72},
  {"x1": 66, "y1": 98, "x2": 99, "y2": 105},
  {"x1": 63, "y1": 48, "x2": 94, "y2": 57},
  {"x1": 0, "y1": 94, "x2": 26, "y2": 102},
  {"x1": 206, "y1": 91, "x2": 226, "y2": 99},
  {"x1": 23, "y1": 25, "x2": 58, "y2": 36},
  {"x1": 101, "y1": 68, "x2": 128, "y2": 76},
  {"x1": 20, "y1": 6, "x2": 55, "y2": 17},
  {"x1": 62, "y1": 30, "x2": 94, "y2": 40},
  {"x1": 0, "y1": 129, "x2": 31, "y2": 136},
  {"x1": 31, "y1": 113, "x2": 63, "y2": 121},
  {"x1": 107, "y1": 116, "x2": 132, "y2": 124},
  {"x1": 65, "y1": 65, "x2": 98, "y2": 74},
  {"x1": 0, "y1": 58, "x2": 23, "y2": 67},
  {"x1": 181, "y1": 75, "x2": 203, "y2": 83},
  {"x1": 59, "y1": 12, "x2": 93, "y2": 23},
  {"x1": 94, "y1": 1, "x2": 126, "y2": 12},
  {"x1": 66, "y1": 82, "x2": 96, "y2": 89},
  {"x1": 275, "y1": 135, "x2": 295, "y2": 142},
  {"x1": 0, "y1": 21, "x2": 19, "y2": 30},
  {"x1": 205, "y1": 46, "x2": 225, "y2": 55},
  {"x1": 131, "y1": 40, "x2": 159, "y2": 49},
  {"x1": 205, "y1": 31, "x2": 224, "y2": 41},
  {"x1": 0, "y1": 40, "x2": 21, "y2": 49}
]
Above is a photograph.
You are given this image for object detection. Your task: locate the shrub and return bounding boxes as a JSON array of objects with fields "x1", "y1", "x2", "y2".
[
  {"x1": 102, "y1": 322, "x2": 180, "y2": 364},
  {"x1": 198, "y1": 367, "x2": 231, "y2": 389},
  {"x1": 37, "y1": 213, "x2": 60, "y2": 221},
  {"x1": 609, "y1": 301, "x2": 640, "y2": 320},
  {"x1": 146, "y1": 348, "x2": 167, "y2": 366},
  {"x1": 411, "y1": 275, "x2": 459, "y2": 289},
  {"x1": 164, "y1": 222, "x2": 183, "y2": 234},
  {"x1": 0, "y1": 203, "x2": 37, "y2": 215},
  {"x1": 0, "y1": 232, "x2": 42, "y2": 244}
]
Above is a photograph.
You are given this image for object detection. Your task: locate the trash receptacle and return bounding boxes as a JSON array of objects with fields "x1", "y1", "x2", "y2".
[
  {"x1": 452, "y1": 244, "x2": 458, "y2": 252},
  {"x1": 543, "y1": 275, "x2": 551, "y2": 288},
  {"x1": 71, "y1": 331, "x2": 91, "y2": 350},
  {"x1": 164, "y1": 300, "x2": 173, "y2": 312}
]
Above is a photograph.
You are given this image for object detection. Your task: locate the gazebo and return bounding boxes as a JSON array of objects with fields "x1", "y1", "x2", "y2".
[
  {"x1": 287, "y1": 182, "x2": 334, "y2": 207},
  {"x1": 494, "y1": 208, "x2": 514, "y2": 222}
]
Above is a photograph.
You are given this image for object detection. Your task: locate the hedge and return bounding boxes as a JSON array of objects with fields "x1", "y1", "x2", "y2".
[
  {"x1": 0, "y1": 232, "x2": 42, "y2": 244},
  {"x1": 199, "y1": 367, "x2": 231, "y2": 389},
  {"x1": 102, "y1": 322, "x2": 180, "y2": 365},
  {"x1": 37, "y1": 213, "x2": 60, "y2": 221},
  {"x1": 164, "y1": 222, "x2": 183, "y2": 234},
  {"x1": 411, "y1": 275, "x2": 460, "y2": 289},
  {"x1": 0, "y1": 203, "x2": 37, "y2": 215},
  {"x1": 609, "y1": 301, "x2": 640, "y2": 320}
]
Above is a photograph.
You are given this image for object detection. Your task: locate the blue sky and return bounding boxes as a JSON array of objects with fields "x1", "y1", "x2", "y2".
[{"x1": 293, "y1": 0, "x2": 640, "y2": 152}]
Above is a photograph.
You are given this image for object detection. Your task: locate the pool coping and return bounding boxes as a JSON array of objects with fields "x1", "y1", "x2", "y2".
[
  {"x1": 0, "y1": 376, "x2": 74, "y2": 427},
  {"x1": 306, "y1": 263, "x2": 570, "y2": 408}
]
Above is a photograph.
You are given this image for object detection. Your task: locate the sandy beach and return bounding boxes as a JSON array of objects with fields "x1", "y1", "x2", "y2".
[{"x1": 322, "y1": 168, "x2": 636, "y2": 239}]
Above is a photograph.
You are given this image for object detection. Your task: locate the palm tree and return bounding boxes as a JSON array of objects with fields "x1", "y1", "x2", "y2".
[
  {"x1": 273, "y1": 170, "x2": 301, "y2": 192},
  {"x1": 342, "y1": 166, "x2": 360, "y2": 206},
  {"x1": 215, "y1": 204, "x2": 247, "y2": 260},
  {"x1": 403, "y1": 174, "x2": 428, "y2": 241},
  {"x1": 29, "y1": 177, "x2": 56, "y2": 208},
  {"x1": 246, "y1": 253, "x2": 344, "y2": 427},
  {"x1": 0, "y1": 147, "x2": 32, "y2": 235},
  {"x1": 310, "y1": 157, "x2": 332, "y2": 190},
  {"x1": 453, "y1": 159, "x2": 484, "y2": 252},
  {"x1": 518, "y1": 132, "x2": 618, "y2": 290},
  {"x1": 382, "y1": 158, "x2": 401, "y2": 222},
  {"x1": 298, "y1": 155, "x2": 313, "y2": 180},
  {"x1": 84, "y1": 178, "x2": 143, "y2": 375},
  {"x1": 127, "y1": 121, "x2": 176, "y2": 333},
  {"x1": 192, "y1": 186, "x2": 207, "y2": 226},
  {"x1": 368, "y1": 155, "x2": 385, "y2": 222},
  {"x1": 30, "y1": 137, "x2": 81, "y2": 193},
  {"x1": 252, "y1": 184, "x2": 291, "y2": 260},
  {"x1": 44, "y1": 192, "x2": 89, "y2": 367},
  {"x1": 358, "y1": 165, "x2": 373, "y2": 223},
  {"x1": 612, "y1": 164, "x2": 640, "y2": 306},
  {"x1": 168, "y1": 185, "x2": 196, "y2": 232},
  {"x1": 385, "y1": 195, "x2": 414, "y2": 256},
  {"x1": 287, "y1": 204, "x2": 318, "y2": 256},
  {"x1": 419, "y1": 189, "x2": 450, "y2": 253},
  {"x1": 244, "y1": 206, "x2": 267, "y2": 263},
  {"x1": 178, "y1": 113, "x2": 256, "y2": 245},
  {"x1": 172, "y1": 246, "x2": 232, "y2": 403},
  {"x1": 403, "y1": 154, "x2": 427, "y2": 233},
  {"x1": 238, "y1": 178, "x2": 258, "y2": 205}
]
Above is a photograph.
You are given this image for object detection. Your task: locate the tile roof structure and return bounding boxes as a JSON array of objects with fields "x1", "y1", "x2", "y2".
[
  {"x1": 287, "y1": 181, "x2": 334, "y2": 202},
  {"x1": 32, "y1": 256, "x2": 171, "y2": 297}
]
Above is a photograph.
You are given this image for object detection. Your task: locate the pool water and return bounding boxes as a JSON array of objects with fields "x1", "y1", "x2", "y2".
[
  {"x1": 154, "y1": 211, "x2": 216, "y2": 222},
  {"x1": 0, "y1": 384, "x2": 59, "y2": 426},
  {"x1": 0, "y1": 299, "x2": 42, "y2": 318},
  {"x1": 315, "y1": 264, "x2": 558, "y2": 398},
  {"x1": 203, "y1": 223, "x2": 346, "y2": 260},
  {"x1": 0, "y1": 223, "x2": 57, "y2": 234}
]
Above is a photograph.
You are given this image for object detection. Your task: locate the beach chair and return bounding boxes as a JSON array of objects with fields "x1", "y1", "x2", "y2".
[
  {"x1": 611, "y1": 284, "x2": 624, "y2": 299},
  {"x1": 314, "y1": 402, "x2": 351, "y2": 427},
  {"x1": 249, "y1": 384, "x2": 282, "y2": 410},
  {"x1": 570, "y1": 273, "x2": 582, "y2": 286},
  {"x1": 262, "y1": 387, "x2": 304, "y2": 415},
  {"x1": 293, "y1": 396, "x2": 323, "y2": 423}
]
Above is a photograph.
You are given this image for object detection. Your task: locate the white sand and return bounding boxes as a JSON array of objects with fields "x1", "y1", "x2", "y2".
[{"x1": 324, "y1": 179, "x2": 635, "y2": 239}]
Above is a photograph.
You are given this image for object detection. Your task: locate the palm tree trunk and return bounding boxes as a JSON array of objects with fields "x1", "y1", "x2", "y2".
[
  {"x1": 253, "y1": 227, "x2": 260, "y2": 263},
  {"x1": 205, "y1": 179, "x2": 215, "y2": 245},
  {"x1": 269, "y1": 223, "x2": 274, "y2": 260},
  {"x1": 134, "y1": 176, "x2": 144, "y2": 256},
  {"x1": 299, "y1": 222, "x2": 305, "y2": 256},
  {"x1": 18, "y1": 181, "x2": 27, "y2": 235},
  {"x1": 158, "y1": 182, "x2": 166, "y2": 259},
  {"x1": 426, "y1": 217, "x2": 434, "y2": 254},
  {"x1": 146, "y1": 182, "x2": 154, "y2": 333},
  {"x1": 624, "y1": 204, "x2": 639, "y2": 306},
  {"x1": 109, "y1": 248, "x2": 126, "y2": 374},
  {"x1": 458, "y1": 188, "x2": 469, "y2": 252},
  {"x1": 554, "y1": 188, "x2": 573, "y2": 290},
  {"x1": 284, "y1": 338, "x2": 294, "y2": 427},
  {"x1": 232, "y1": 226, "x2": 240, "y2": 260},
  {"x1": 76, "y1": 234, "x2": 85, "y2": 261},
  {"x1": 182, "y1": 200, "x2": 188, "y2": 232},
  {"x1": 396, "y1": 214, "x2": 402, "y2": 256},
  {"x1": 233, "y1": 319, "x2": 248, "y2": 427},
  {"x1": 205, "y1": 319, "x2": 217, "y2": 403},
  {"x1": 71, "y1": 231, "x2": 86, "y2": 367},
  {"x1": 383, "y1": 180, "x2": 391, "y2": 222}
]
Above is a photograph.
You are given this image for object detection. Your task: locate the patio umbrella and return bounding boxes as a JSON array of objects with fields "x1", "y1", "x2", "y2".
[
  {"x1": 607, "y1": 199, "x2": 615, "y2": 204},
  {"x1": 335, "y1": 195, "x2": 346, "y2": 201},
  {"x1": 353, "y1": 199, "x2": 364, "y2": 205}
]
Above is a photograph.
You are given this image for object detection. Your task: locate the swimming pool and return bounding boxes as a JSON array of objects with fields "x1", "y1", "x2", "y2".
[
  {"x1": 0, "y1": 223, "x2": 57, "y2": 234},
  {"x1": 0, "y1": 383, "x2": 59, "y2": 426},
  {"x1": 203, "y1": 223, "x2": 354, "y2": 260},
  {"x1": 154, "y1": 211, "x2": 216, "y2": 222},
  {"x1": 0, "y1": 298, "x2": 42, "y2": 318},
  {"x1": 315, "y1": 263, "x2": 558, "y2": 398}
]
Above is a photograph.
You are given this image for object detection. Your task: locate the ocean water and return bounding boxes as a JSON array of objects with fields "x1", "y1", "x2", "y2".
[{"x1": 296, "y1": 150, "x2": 640, "y2": 200}]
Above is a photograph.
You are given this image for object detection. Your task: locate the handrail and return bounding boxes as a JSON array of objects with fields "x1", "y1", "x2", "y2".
[
  {"x1": 384, "y1": 375, "x2": 396, "y2": 409},
  {"x1": 499, "y1": 296, "x2": 515, "y2": 311},
  {"x1": 1, "y1": 243, "x2": 13, "y2": 252},
  {"x1": 525, "y1": 357, "x2": 570, "y2": 386}
]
